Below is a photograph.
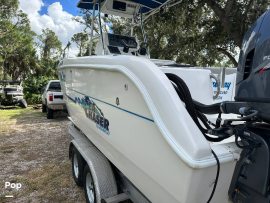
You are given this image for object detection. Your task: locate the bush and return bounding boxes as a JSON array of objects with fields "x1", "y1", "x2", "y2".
[
  {"x1": 25, "y1": 93, "x2": 42, "y2": 105},
  {"x1": 23, "y1": 75, "x2": 56, "y2": 104}
]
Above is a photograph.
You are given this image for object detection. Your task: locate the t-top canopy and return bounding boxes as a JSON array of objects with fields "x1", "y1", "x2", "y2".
[{"x1": 77, "y1": 0, "x2": 169, "y2": 15}]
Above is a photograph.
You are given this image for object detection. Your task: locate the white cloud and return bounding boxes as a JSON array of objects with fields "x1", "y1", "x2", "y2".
[
  {"x1": 19, "y1": 0, "x2": 84, "y2": 57},
  {"x1": 19, "y1": 0, "x2": 43, "y2": 15}
]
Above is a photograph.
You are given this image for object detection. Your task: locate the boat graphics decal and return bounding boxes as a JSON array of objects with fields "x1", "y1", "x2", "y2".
[
  {"x1": 65, "y1": 87, "x2": 154, "y2": 123},
  {"x1": 75, "y1": 95, "x2": 110, "y2": 135}
]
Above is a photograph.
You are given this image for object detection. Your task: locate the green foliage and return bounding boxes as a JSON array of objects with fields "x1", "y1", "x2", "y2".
[
  {"x1": 71, "y1": 32, "x2": 89, "y2": 56},
  {"x1": 108, "y1": 17, "x2": 132, "y2": 36},
  {"x1": 141, "y1": 0, "x2": 269, "y2": 67},
  {"x1": 38, "y1": 28, "x2": 62, "y2": 60},
  {"x1": 24, "y1": 93, "x2": 42, "y2": 105},
  {"x1": 0, "y1": 1, "x2": 61, "y2": 104},
  {"x1": 88, "y1": 0, "x2": 268, "y2": 67},
  {"x1": 23, "y1": 75, "x2": 54, "y2": 104},
  {"x1": 23, "y1": 28, "x2": 61, "y2": 104},
  {"x1": 0, "y1": 0, "x2": 19, "y2": 19},
  {"x1": 0, "y1": 0, "x2": 38, "y2": 80},
  {"x1": 72, "y1": 10, "x2": 113, "y2": 56},
  {"x1": 34, "y1": 28, "x2": 62, "y2": 78}
]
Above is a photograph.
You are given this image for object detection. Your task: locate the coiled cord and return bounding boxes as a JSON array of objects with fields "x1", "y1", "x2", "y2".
[{"x1": 166, "y1": 73, "x2": 223, "y2": 142}]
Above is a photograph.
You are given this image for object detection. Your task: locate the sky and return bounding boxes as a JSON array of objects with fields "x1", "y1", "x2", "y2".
[
  {"x1": 19, "y1": 0, "x2": 84, "y2": 56},
  {"x1": 39, "y1": 0, "x2": 79, "y2": 15}
]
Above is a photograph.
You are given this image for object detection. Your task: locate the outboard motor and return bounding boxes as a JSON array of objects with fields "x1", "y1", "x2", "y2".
[
  {"x1": 235, "y1": 10, "x2": 270, "y2": 122},
  {"x1": 227, "y1": 9, "x2": 270, "y2": 202}
]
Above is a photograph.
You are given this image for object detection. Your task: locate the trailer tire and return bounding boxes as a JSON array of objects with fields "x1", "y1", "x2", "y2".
[
  {"x1": 42, "y1": 104, "x2": 46, "y2": 113},
  {"x1": 71, "y1": 147, "x2": 84, "y2": 187},
  {"x1": 83, "y1": 165, "x2": 96, "y2": 203},
  {"x1": 69, "y1": 125, "x2": 118, "y2": 202},
  {"x1": 47, "y1": 107, "x2": 53, "y2": 119}
]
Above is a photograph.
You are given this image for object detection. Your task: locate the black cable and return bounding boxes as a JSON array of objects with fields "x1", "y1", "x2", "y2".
[
  {"x1": 166, "y1": 73, "x2": 224, "y2": 142},
  {"x1": 197, "y1": 111, "x2": 213, "y2": 129},
  {"x1": 207, "y1": 150, "x2": 220, "y2": 203},
  {"x1": 167, "y1": 74, "x2": 207, "y2": 131},
  {"x1": 193, "y1": 100, "x2": 221, "y2": 115}
]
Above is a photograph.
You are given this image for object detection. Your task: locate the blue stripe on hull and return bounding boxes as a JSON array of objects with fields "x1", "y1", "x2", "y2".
[{"x1": 65, "y1": 88, "x2": 154, "y2": 123}]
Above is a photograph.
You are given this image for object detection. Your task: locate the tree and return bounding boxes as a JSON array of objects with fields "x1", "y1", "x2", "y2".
[
  {"x1": 37, "y1": 28, "x2": 62, "y2": 77},
  {"x1": 73, "y1": 10, "x2": 110, "y2": 55},
  {"x1": 0, "y1": 0, "x2": 38, "y2": 80},
  {"x1": 200, "y1": 0, "x2": 269, "y2": 66},
  {"x1": 75, "y1": 1, "x2": 268, "y2": 67},
  {"x1": 71, "y1": 32, "x2": 89, "y2": 56},
  {"x1": 38, "y1": 28, "x2": 62, "y2": 60},
  {"x1": 0, "y1": 0, "x2": 19, "y2": 38},
  {"x1": 142, "y1": 0, "x2": 269, "y2": 67},
  {"x1": 22, "y1": 29, "x2": 62, "y2": 104},
  {"x1": 0, "y1": 1, "x2": 62, "y2": 103},
  {"x1": 202, "y1": 0, "x2": 269, "y2": 47}
]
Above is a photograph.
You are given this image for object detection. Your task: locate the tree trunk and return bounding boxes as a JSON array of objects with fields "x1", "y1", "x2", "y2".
[
  {"x1": 217, "y1": 47, "x2": 238, "y2": 67},
  {"x1": 202, "y1": 0, "x2": 243, "y2": 47}
]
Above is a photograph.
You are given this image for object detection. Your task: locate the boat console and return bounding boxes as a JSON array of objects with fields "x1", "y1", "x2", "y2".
[{"x1": 95, "y1": 33, "x2": 148, "y2": 56}]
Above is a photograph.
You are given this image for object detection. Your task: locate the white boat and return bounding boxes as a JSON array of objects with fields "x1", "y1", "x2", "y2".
[{"x1": 58, "y1": 1, "x2": 270, "y2": 203}]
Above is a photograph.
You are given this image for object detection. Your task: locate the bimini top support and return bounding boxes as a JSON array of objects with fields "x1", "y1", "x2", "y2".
[
  {"x1": 89, "y1": 1, "x2": 96, "y2": 55},
  {"x1": 77, "y1": 0, "x2": 182, "y2": 56},
  {"x1": 77, "y1": 0, "x2": 177, "y2": 19}
]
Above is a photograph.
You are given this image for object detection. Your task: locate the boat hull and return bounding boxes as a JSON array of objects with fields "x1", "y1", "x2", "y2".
[{"x1": 59, "y1": 55, "x2": 238, "y2": 203}]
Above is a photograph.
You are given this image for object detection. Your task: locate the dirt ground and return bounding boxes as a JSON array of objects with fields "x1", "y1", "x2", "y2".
[{"x1": 0, "y1": 107, "x2": 85, "y2": 203}]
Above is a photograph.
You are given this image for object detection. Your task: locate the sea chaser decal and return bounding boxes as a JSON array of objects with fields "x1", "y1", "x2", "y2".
[{"x1": 75, "y1": 96, "x2": 110, "y2": 135}]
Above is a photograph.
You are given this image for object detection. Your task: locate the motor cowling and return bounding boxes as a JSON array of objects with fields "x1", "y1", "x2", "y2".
[{"x1": 235, "y1": 9, "x2": 270, "y2": 122}]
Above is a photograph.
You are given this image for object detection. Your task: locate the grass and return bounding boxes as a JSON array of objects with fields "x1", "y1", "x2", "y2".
[
  {"x1": 0, "y1": 161, "x2": 82, "y2": 202},
  {"x1": 0, "y1": 106, "x2": 85, "y2": 202},
  {"x1": 0, "y1": 107, "x2": 40, "y2": 135},
  {"x1": 15, "y1": 162, "x2": 83, "y2": 202},
  {"x1": 0, "y1": 107, "x2": 43, "y2": 120},
  {"x1": 0, "y1": 107, "x2": 29, "y2": 120}
]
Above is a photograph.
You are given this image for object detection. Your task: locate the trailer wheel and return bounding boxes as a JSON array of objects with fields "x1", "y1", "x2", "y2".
[
  {"x1": 68, "y1": 125, "x2": 118, "y2": 202},
  {"x1": 47, "y1": 107, "x2": 53, "y2": 119},
  {"x1": 83, "y1": 165, "x2": 96, "y2": 203},
  {"x1": 42, "y1": 104, "x2": 46, "y2": 113},
  {"x1": 71, "y1": 147, "x2": 84, "y2": 187}
]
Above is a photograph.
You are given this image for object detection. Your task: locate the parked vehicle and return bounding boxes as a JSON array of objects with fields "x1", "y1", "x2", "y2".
[
  {"x1": 41, "y1": 80, "x2": 66, "y2": 119},
  {"x1": 59, "y1": 1, "x2": 270, "y2": 203},
  {"x1": 0, "y1": 80, "x2": 27, "y2": 108}
]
